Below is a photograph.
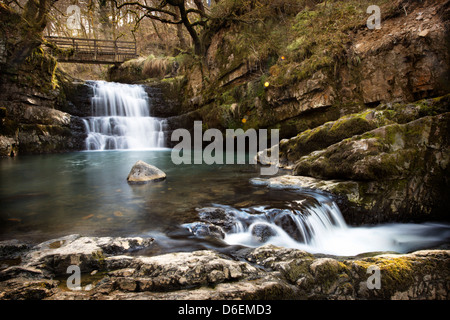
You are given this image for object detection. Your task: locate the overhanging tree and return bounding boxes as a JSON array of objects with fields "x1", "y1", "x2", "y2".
[
  {"x1": 1, "y1": 0, "x2": 59, "y2": 73},
  {"x1": 114, "y1": 0, "x2": 209, "y2": 55}
]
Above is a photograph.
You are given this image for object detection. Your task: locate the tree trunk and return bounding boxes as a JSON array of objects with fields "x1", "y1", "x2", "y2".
[
  {"x1": 3, "y1": 0, "x2": 54, "y2": 75},
  {"x1": 193, "y1": 0, "x2": 205, "y2": 13},
  {"x1": 175, "y1": 7, "x2": 188, "y2": 50},
  {"x1": 177, "y1": 3, "x2": 203, "y2": 55},
  {"x1": 99, "y1": 0, "x2": 113, "y2": 40}
]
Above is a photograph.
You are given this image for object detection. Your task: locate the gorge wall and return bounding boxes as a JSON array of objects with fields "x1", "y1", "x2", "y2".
[
  {"x1": 110, "y1": 0, "x2": 450, "y2": 224},
  {"x1": 0, "y1": 4, "x2": 90, "y2": 157},
  {"x1": 1, "y1": 0, "x2": 449, "y2": 225}
]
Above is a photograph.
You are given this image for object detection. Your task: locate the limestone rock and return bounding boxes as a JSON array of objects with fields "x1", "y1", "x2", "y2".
[
  {"x1": 258, "y1": 96, "x2": 450, "y2": 170},
  {"x1": 0, "y1": 236, "x2": 449, "y2": 300},
  {"x1": 132, "y1": 250, "x2": 260, "y2": 291},
  {"x1": 196, "y1": 207, "x2": 237, "y2": 233},
  {"x1": 22, "y1": 234, "x2": 154, "y2": 275},
  {"x1": 286, "y1": 113, "x2": 449, "y2": 222},
  {"x1": 0, "y1": 239, "x2": 31, "y2": 260},
  {"x1": 126, "y1": 160, "x2": 166, "y2": 184},
  {"x1": 245, "y1": 245, "x2": 450, "y2": 300},
  {"x1": 293, "y1": 113, "x2": 449, "y2": 181}
]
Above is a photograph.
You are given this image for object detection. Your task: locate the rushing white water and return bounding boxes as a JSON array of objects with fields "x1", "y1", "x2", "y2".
[
  {"x1": 217, "y1": 194, "x2": 450, "y2": 256},
  {"x1": 83, "y1": 81, "x2": 167, "y2": 150}
]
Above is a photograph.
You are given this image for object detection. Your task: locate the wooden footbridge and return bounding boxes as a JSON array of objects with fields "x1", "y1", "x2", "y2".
[{"x1": 45, "y1": 36, "x2": 138, "y2": 64}]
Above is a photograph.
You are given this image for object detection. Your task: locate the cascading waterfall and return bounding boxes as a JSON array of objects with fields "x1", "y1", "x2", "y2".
[
  {"x1": 193, "y1": 192, "x2": 450, "y2": 256},
  {"x1": 83, "y1": 81, "x2": 167, "y2": 151}
]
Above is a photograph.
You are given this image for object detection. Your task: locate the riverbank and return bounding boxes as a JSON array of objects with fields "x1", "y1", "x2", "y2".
[{"x1": 0, "y1": 234, "x2": 448, "y2": 300}]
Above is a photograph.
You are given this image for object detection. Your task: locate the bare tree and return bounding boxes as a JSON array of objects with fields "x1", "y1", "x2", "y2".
[{"x1": 114, "y1": 0, "x2": 209, "y2": 55}]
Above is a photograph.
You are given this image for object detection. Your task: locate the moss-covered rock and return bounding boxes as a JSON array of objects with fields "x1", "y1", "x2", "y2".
[
  {"x1": 259, "y1": 95, "x2": 450, "y2": 169},
  {"x1": 289, "y1": 113, "x2": 449, "y2": 222},
  {"x1": 245, "y1": 245, "x2": 450, "y2": 300},
  {"x1": 1, "y1": 238, "x2": 449, "y2": 300},
  {"x1": 294, "y1": 113, "x2": 449, "y2": 180}
]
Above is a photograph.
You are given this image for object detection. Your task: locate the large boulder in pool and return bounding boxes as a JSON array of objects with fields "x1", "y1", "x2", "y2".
[{"x1": 127, "y1": 160, "x2": 166, "y2": 184}]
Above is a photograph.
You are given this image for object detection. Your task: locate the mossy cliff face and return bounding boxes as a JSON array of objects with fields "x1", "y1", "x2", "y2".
[
  {"x1": 167, "y1": 0, "x2": 449, "y2": 139},
  {"x1": 246, "y1": 245, "x2": 450, "y2": 300},
  {"x1": 255, "y1": 96, "x2": 449, "y2": 223},
  {"x1": 158, "y1": 0, "x2": 449, "y2": 224},
  {"x1": 0, "y1": 50, "x2": 87, "y2": 156},
  {"x1": 0, "y1": 5, "x2": 87, "y2": 157}
]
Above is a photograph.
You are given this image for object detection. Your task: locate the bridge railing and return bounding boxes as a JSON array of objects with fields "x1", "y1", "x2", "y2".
[{"x1": 44, "y1": 36, "x2": 138, "y2": 64}]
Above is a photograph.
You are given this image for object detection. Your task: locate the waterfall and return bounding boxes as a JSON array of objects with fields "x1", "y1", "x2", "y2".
[
  {"x1": 219, "y1": 195, "x2": 351, "y2": 251},
  {"x1": 83, "y1": 81, "x2": 167, "y2": 151},
  {"x1": 186, "y1": 193, "x2": 450, "y2": 256}
]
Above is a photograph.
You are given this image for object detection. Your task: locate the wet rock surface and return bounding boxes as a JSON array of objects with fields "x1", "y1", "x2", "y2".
[{"x1": 0, "y1": 235, "x2": 448, "y2": 300}]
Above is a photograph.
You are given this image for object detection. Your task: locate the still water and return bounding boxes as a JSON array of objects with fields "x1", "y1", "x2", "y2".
[
  {"x1": 0, "y1": 150, "x2": 292, "y2": 243},
  {"x1": 1, "y1": 150, "x2": 449, "y2": 256}
]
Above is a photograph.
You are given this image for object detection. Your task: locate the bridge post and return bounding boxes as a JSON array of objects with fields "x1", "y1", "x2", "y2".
[
  {"x1": 72, "y1": 38, "x2": 76, "y2": 60},
  {"x1": 114, "y1": 40, "x2": 118, "y2": 63},
  {"x1": 94, "y1": 39, "x2": 97, "y2": 60}
]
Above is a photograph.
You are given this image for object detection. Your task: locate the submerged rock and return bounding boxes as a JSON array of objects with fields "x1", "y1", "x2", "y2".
[
  {"x1": 196, "y1": 207, "x2": 237, "y2": 233},
  {"x1": 127, "y1": 160, "x2": 166, "y2": 184}
]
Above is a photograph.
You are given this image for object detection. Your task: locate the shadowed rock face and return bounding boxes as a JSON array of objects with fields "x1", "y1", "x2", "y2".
[
  {"x1": 0, "y1": 6, "x2": 91, "y2": 158},
  {"x1": 0, "y1": 82, "x2": 88, "y2": 156},
  {"x1": 0, "y1": 236, "x2": 449, "y2": 300},
  {"x1": 127, "y1": 160, "x2": 167, "y2": 184}
]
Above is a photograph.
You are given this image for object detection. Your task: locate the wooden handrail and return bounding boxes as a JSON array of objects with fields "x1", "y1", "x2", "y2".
[
  {"x1": 45, "y1": 36, "x2": 136, "y2": 44},
  {"x1": 44, "y1": 36, "x2": 138, "y2": 64}
]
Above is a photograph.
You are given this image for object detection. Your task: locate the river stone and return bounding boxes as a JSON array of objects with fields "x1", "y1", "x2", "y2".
[
  {"x1": 127, "y1": 160, "x2": 166, "y2": 184},
  {"x1": 0, "y1": 240, "x2": 32, "y2": 260},
  {"x1": 22, "y1": 234, "x2": 154, "y2": 275},
  {"x1": 251, "y1": 223, "x2": 277, "y2": 243},
  {"x1": 183, "y1": 222, "x2": 226, "y2": 239},
  {"x1": 196, "y1": 207, "x2": 237, "y2": 233}
]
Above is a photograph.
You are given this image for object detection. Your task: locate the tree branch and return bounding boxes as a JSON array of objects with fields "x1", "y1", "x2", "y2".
[
  {"x1": 143, "y1": 13, "x2": 183, "y2": 24},
  {"x1": 113, "y1": 0, "x2": 177, "y2": 18}
]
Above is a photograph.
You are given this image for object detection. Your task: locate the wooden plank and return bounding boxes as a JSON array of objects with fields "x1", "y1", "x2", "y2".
[
  {"x1": 45, "y1": 36, "x2": 135, "y2": 44},
  {"x1": 45, "y1": 36, "x2": 138, "y2": 64}
]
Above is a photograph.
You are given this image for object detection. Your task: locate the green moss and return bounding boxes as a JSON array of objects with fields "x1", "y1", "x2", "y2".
[
  {"x1": 312, "y1": 260, "x2": 349, "y2": 292},
  {"x1": 92, "y1": 250, "x2": 106, "y2": 269},
  {"x1": 353, "y1": 256, "x2": 415, "y2": 295},
  {"x1": 281, "y1": 258, "x2": 314, "y2": 284}
]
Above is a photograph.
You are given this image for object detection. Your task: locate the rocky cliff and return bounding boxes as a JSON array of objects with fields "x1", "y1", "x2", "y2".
[
  {"x1": 159, "y1": 0, "x2": 448, "y2": 136},
  {"x1": 0, "y1": 4, "x2": 89, "y2": 157},
  {"x1": 145, "y1": 0, "x2": 450, "y2": 224}
]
